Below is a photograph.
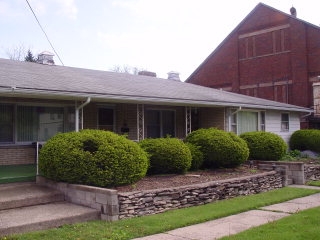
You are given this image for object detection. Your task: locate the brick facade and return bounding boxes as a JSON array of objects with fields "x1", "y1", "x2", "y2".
[
  {"x1": 0, "y1": 145, "x2": 35, "y2": 165},
  {"x1": 187, "y1": 3, "x2": 320, "y2": 128}
]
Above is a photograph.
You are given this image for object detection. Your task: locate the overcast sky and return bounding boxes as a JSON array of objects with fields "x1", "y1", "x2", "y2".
[{"x1": 1, "y1": 0, "x2": 319, "y2": 80}]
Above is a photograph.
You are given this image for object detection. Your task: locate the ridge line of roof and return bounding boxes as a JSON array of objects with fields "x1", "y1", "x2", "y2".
[{"x1": 186, "y1": 2, "x2": 320, "y2": 82}]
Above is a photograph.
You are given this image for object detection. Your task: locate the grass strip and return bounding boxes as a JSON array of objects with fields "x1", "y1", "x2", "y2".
[
  {"x1": 306, "y1": 180, "x2": 320, "y2": 187},
  {"x1": 4, "y1": 187, "x2": 320, "y2": 240},
  {"x1": 220, "y1": 206, "x2": 320, "y2": 240}
]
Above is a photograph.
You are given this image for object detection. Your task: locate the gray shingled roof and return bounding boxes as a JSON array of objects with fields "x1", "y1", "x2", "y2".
[{"x1": 0, "y1": 58, "x2": 311, "y2": 113}]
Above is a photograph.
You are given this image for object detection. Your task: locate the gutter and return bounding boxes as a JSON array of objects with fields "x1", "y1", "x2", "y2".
[{"x1": 75, "y1": 97, "x2": 91, "y2": 132}]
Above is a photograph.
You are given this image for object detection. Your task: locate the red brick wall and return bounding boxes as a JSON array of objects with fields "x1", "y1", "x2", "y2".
[{"x1": 187, "y1": 4, "x2": 320, "y2": 111}]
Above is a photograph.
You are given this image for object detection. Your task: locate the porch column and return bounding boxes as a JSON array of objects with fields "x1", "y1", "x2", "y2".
[
  {"x1": 137, "y1": 104, "x2": 144, "y2": 141},
  {"x1": 185, "y1": 106, "x2": 192, "y2": 136}
]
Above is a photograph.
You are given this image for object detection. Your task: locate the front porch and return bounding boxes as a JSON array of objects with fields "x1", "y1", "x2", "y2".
[{"x1": 0, "y1": 164, "x2": 36, "y2": 184}]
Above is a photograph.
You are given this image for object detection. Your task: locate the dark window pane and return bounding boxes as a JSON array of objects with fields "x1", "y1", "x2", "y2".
[
  {"x1": 0, "y1": 104, "x2": 14, "y2": 142},
  {"x1": 162, "y1": 111, "x2": 175, "y2": 137},
  {"x1": 98, "y1": 108, "x2": 114, "y2": 131}
]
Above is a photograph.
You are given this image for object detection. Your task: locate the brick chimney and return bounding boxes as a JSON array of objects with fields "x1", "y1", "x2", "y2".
[
  {"x1": 37, "y1": 51, "x2": 55, "y2": 65},
  {"x1": 138, "y1": 71, "x2": 157, "y2": 77},
  {"x1": 167, "y1": 71, "x2": 180, "y2": 81}
]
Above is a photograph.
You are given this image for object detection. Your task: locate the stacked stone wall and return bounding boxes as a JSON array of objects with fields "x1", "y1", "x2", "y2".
[
  {"x1": 118, "y1": 171, "x2": 282, "y2": 219},
  {"x1": 305, "y1": 165, "x2": 320, "y2": 181}
]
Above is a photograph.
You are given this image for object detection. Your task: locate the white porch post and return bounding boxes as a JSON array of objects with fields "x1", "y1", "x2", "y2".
[
  {"x1": 185, "y1": 106, "x2": 192, "y2": 136},
  {"x1": 137, "y1": 104, "x2": 144, "y2": 141}
]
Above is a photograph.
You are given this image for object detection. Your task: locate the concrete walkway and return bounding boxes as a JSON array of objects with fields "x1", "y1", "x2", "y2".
[{"x1": 134, "y1": 185, "x2": 320, "y2": 240}]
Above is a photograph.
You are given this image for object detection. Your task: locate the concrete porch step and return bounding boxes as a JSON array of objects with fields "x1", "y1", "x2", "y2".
[
  {"x1": 0, "y1": 182, "x2": 64, "y2": 210},
  {"x1": 0, "y1": 202, "x2": 100, "y2": 236}
]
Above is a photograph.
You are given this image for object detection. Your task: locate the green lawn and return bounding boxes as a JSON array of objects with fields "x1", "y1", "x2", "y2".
[
  {"x1": 306, "y1": 180, "x2": 320, "y2": 187},
  {"x1": 0, "y1": 164, "x2": 36, "y2": 184},
  {"x1": 3, "y1": 187, "x2": 320, "y2": 240},
  {"x1": 221, "y1": 206, "x2": 320, "y2": 240}
]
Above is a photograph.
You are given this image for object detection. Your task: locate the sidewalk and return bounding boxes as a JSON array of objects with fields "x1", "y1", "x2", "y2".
[{"x1": 134, "y1": 185, "x2": 320, "y2": 240}]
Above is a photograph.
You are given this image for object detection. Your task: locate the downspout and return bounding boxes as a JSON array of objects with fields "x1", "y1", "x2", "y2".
[
  {"x1": 301, "y1": 111, "x2": 312, "y2": 120},
  {"x1": 231, "y1": 106, "x2": 242, "y2": 115},
  {"x1": 75, "y1": 97, "x2": 91, "y2": 132}
]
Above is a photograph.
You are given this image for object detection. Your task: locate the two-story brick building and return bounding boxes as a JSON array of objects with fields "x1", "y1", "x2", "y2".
[{"x1": 187, "y1": 3, "x2": 320, "y2": 128}]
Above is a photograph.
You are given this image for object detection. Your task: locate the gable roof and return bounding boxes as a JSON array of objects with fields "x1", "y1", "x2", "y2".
[
  {"x1": 186, "y1": 2, "x2": 320, "y2": 83},
  {"x1": 0, "y1": 58, "x2": 311, "y2": 113}
]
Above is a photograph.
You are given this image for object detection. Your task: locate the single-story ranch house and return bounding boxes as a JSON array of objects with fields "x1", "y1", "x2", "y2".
[{"x1": 0, "y1": 57, "x2": 312, "y2": 167}]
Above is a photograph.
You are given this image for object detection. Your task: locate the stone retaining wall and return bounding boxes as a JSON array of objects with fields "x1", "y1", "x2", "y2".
[
  {"x1": 305, "y1": 165, "x2": 320, "y2": 181},
  {"x1": 118, "y1": 171, "x2": 282, "y2": 219}
]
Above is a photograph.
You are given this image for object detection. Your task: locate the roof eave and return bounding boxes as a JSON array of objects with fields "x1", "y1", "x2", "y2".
[{"x1": 0, "y1": 88, "x2": 312, "y2": 113}]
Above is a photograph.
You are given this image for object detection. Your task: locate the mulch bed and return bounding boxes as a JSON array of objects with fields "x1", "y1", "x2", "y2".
[{"x1": 115, "y1": 164, "x2": 266, "y2": 192}]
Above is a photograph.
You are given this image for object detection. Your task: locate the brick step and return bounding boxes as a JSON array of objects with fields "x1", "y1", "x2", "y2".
[
  {"x1": 0, "y1": 182, "x2": 64, "y2": 210},
  {"x1": 0, "y1": 202, "x2": 100, "y2": 236}
]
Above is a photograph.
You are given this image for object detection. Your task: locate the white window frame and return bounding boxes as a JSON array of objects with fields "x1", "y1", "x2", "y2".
[
  {"x1": 280, "y1": 112, "x2": 289, "y2": 132},
  {"x1": 228, "y1": 108, "x2": 266, "y2": 135}
]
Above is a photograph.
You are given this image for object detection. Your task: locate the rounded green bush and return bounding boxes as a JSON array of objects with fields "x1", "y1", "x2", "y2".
[
  {"x1": 185, "y1": 128, "x2": 249, "y2": 168},
  {"x1": 39, "y1": 129, "x2": 148, "y2": 187},
  {"x1": 139, "y1": 137, "x2": 192, "y2": 174},
  {"x1": 185, "y1": 143, "x2": 204, "y2": 170},
  {"x1": 289, "y1": 129, "x2": 320, "y2": 153},
  {"x1": 240, "y1": 131, "x2": 287, "y2": 161}
]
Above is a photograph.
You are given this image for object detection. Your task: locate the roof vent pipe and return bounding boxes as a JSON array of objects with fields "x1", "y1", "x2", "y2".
[{"x1": 75, "y1": 97, "x2": 91, "y2": 132}]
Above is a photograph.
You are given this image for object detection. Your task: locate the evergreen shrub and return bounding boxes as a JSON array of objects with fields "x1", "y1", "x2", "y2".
[
  {"x1": 39, "y1": 129, "x2": 148, "y2": 187},
  {"x1": 240, "y1": 131, "x2": 287, "y2": 161},
  {"x1": 139, "y1": 137, "x2": 192, "y2": 174},
  {"x1": 185, "y1": 128, "x2": 249, "y2": 168},
  {"x1": 289, "y1": 129, "x2": 320, "y2": 153},
  {"x1": 185, "y1": 142, "x2": 204, "y2": 170}
]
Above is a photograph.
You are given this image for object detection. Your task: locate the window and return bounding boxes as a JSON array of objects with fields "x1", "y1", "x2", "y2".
[
  {"x1": 0, "y1": 104, "x2": 14, "y2": 143},
  {"x1": 98, "y1": 107, "x2": 114, "y2": 131},
  {"x1": 17, "y1": 106, "x2": 65, "y2": 142},
  {"x1": 146, "y1": 110, "x2": 175, "y2": 138},
  {"x1": 260, "y1": 111, "x2": 265, "y2": 131},
  {"x1": 238, "y1": 111, "x2": 258, "y2": 134},
  {"x1": 281, "y1": 113, "x2": 289, "y2": 132},
  {"x1": 230, "y1": 109, "x2": 265, "y2": 134},
  {"x1": 0, "y1": 104, "x2": 74, "y2": 144}
]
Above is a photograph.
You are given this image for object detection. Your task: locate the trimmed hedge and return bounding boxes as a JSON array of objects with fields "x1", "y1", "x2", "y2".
[
  {"x1": 139, "y1": 137, "x2": 192, "y2": 174},
  {"x1": 185, "y1": 143, "x2": 204, "y2": 170},
  {"x1": 185, "y1": 128, "x2": 249, "y2": 168},
  {"x1": 240, "y1": 131, "x2": 287, "y2": 161},
  {"x1": 289, "y1": 129, "x2": 320, "y2": 153},
  {"x1": 39, "y1": 130, "x2": 148, "y2": 187}
]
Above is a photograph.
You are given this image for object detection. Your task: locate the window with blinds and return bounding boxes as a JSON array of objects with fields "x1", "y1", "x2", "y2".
[
  {"x1": 0, "y1": 104, "x2": 14, "y2": 143},
  {"x1": 0, "y1": 103, "x2": 74, "y2": 143}
]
